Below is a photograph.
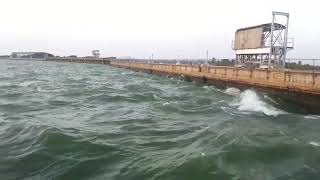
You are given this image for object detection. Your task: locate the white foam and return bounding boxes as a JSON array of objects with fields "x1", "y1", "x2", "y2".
[
  {"x1": 231, "y1": 90, "x2": 284, "y2": 116},
  {"x1": 0, "y1": 82, "x2": 11, "y2": 86},
  {"x1": 225, "y1": 87, "x2": 241, "y2": 96},
  {"x1": 304, "y1": 115, "x2": 320, "y2": 120},
  {"x1": 153, "y1": 94, "x2": 162, "y2": 100},
  {"x1": 163, "y1": 102, "x2": 170, "y2": 106},
  {"x1": 36, "y1": 86, "x2": 42, "y2": 92},
  {"x1": 19, "y1": 81, "x2": 37, "y2": 87},
  {"x1": 310, "y1": 141, "x2": 320, "y2": 147}
]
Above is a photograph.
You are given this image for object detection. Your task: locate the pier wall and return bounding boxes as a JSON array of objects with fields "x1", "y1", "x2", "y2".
[
  {"x1": 111, "y1": 61, "x2": 320, "y2": 95},
  {"x1": 47, "y1": 57, "x2": 111, "y2": 64}
]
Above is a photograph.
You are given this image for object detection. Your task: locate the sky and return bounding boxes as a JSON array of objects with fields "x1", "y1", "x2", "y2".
[{"x1": 0, "y1": 0, "x2": 319, "y2": 59}]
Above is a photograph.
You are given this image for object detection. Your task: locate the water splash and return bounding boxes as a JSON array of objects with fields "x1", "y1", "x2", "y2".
[
  {"x1": 19, "y1": 81, "x2": 38, "y2": 87},
  {"x1": 231, "y1": 89, "x2": 284, "y2": 116},
  {"x1": 162, "y1": 101, "x2": 178, "y2": 106},
  {"x1": 310, "y1": 141, "x2": 320, "y2": 147},
  {"x1": 225, "y1": 87, "x2": 241, "y2": 96},
  {"x1": 163, "y1": 102, "x2": 170, "y2": 106},
  {"x1": 36, "y1": 86, "x2": 42, "y2": 92},
  {"x1": 304, "y1": 115, "x2": 320, "y2": 120}
]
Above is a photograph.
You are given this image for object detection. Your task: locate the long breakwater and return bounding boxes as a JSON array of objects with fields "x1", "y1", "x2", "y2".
[{"x1": 111, "y1": 61, "x2": 320, "y2": 96}]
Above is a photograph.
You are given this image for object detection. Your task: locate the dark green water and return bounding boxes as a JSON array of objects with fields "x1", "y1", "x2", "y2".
[{"x1": 0, "y1": 60, "x2": 320, "y2": 180}]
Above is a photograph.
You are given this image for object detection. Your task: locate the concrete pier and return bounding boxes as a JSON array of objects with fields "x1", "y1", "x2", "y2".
[
  {"x1": 111, "y1": 61, "x2": 320, "y2": 96},
  {"x1": 47, "y1": 57, "x2": 112, "y2": 64}
]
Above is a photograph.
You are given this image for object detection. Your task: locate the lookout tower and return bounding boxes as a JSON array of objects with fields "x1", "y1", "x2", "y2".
[
  {"x1": 92, "y1": 50, "x2": 100, "y2": 58},
  {"x1": 232, "y1": 12, "x2": 294, "y2": 68}
]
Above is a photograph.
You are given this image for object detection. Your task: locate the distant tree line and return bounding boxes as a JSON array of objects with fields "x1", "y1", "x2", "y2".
[
  {"x1": 0, "y1": 55, "x2": 9, "y2": 59},
  {"x1": 285, "y1": 61, "x2": 320, "y2": 71},
  {"x1": 208, "y1": 58, "x2": 320, "y2": 70},
  {"x1": 209, "y1": 58, "x2": 235, "y2": 66}
]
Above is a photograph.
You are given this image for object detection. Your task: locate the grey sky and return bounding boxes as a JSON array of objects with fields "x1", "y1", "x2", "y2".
[{"x1": 0, "y1": 0, "x2": 319, "y2": 59}]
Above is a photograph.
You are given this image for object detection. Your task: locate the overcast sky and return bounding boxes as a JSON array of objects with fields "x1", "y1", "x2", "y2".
[{"x1": 0, "y1": 0, "x2": 319, "y2": 59}]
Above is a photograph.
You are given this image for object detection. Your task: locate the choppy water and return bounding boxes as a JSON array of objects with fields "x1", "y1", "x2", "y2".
[{"x1": 1, "y1": 60, "x2": 320, "y2": 180}]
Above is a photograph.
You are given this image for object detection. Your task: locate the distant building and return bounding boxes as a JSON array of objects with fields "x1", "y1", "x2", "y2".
[
  {"x1": 10, "y1": 52, "x2": 54, "y2": 59},
  {"x1": 0, "y1": 55, "x2": 10, "y2": 59}
]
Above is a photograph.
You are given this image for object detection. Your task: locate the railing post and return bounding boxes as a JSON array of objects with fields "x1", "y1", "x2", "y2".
[{"x1": 313, "y1": 59, "x2": 315, "y2": 85}]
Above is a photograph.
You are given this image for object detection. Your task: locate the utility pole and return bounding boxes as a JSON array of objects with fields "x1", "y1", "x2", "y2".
[
  {"x1": 282, "y1": 13, "x2": 290, "y2": 68},
  {"x1": 206, "y1": 50, "x2": 209, "y2": 65},
  {"x1": 269, "y1": 14, "x2": 275, "y2": 68}
]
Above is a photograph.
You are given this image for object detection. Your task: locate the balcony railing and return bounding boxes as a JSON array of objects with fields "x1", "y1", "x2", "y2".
[{"x1": 232, "y1": 37, "x2": 294, "y2": 50}]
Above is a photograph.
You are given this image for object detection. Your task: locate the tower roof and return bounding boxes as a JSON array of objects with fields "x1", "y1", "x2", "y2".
[{"x1": 236, "y1": 23, "x2": 286, "y2": 32}]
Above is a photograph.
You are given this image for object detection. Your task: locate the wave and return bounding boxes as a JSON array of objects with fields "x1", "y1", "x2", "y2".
[
  {"x1": 304, "y1": 115, "x2": 320, "y2": 120},
  {"x1": 19, "y1": 81, "x2": 39, "y2": 87},
  {"x1": 225, "y1": 87, "x2": 241, "y2": 96},
  {"x1": 231, "y1": 89, "x2": 285, "y2": 116},
  {"x1": 310, "y1": 141, "x2": 320, "y2": 147}
]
